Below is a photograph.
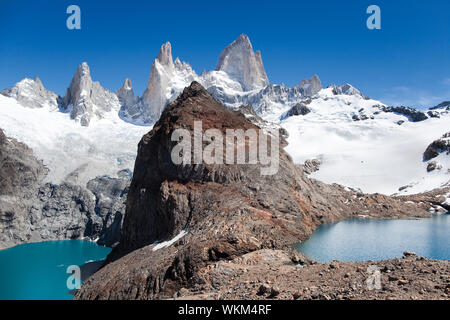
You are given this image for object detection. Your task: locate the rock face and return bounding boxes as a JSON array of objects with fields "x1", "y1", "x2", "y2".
[
  {"x1": 299, "y1": 75, "x2": 322, "y2": 97},
  {"x1": 1, "y1": 77, "x2": 59, "y2": 110},
  {"x1": 0, "y1": 127, "x2": 46, "y2": 201},
  {"x1": 423, "y1": 132, "x2": 450, "y2": 161},
  {"x1": 381, "y1": 106, "x2": 428, "y2": 122},
  {"x1": 430, "y1": 101, "x2": 450, "y2": 110},
  {"x1": 331, "y1": 84, "x2": 364, "y2": 97},
  {"x1": 140, "y1": 42, "x2": 176, "y2": 122},
  {"x1": 115, "y1": 78, "x2": 136, "y2": 110},
  {"x1": 216, "y1": 34, "x2": 269, "y2": 91},
  {"x1": 61, "y1": 62, "x2": 121, "y2": 126},
  {"x1": 286, "y1": 99, "x2": 312, "y2": 117},
  {"x1": 120, "y1": 43, "x2": 199, "y2": 124},
  {"x1": 0, "y1": 128, "x2": 128, "y2": 249},
  {"x1": 75, "y1": 82, "x2": 433, "y2": 300}
]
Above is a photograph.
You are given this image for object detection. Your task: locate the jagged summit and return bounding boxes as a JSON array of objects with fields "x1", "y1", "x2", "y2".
[
  {"x1": 155, "y1": 41, "x2": 174, "y2": 69},
  {"x1": 61, "y1": 62, "x2": 120, "y2": 126},
  {"x1": 116, "y1": 78, "x2": 135, "y2": 109},
  {"x1": 1, "y1": 77, "x2": 59, "y2": 110},
  {"x1": 137, "y1": 42, "x2": 178, "y2": 123},
  {"x1": 122, "y1": 78, "x2": 132, "y2": 91},
  {"x1": 120, "y1": 42, "x2": 199, "y2": 125},
  {"x1": 298, "y1": 74, "x2": 322, "y2": 97},
  {"x1": 216, "y1": 34, "x2": 269, "y2": 91}
]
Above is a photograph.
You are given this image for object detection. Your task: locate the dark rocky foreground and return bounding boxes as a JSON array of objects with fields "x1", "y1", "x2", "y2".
[
  {"x1": 74, "y1": 82, "x2": 449, "y2": 300},
  {"x1": 170, "y1": 250, "x2": 449, "y2": 300}
]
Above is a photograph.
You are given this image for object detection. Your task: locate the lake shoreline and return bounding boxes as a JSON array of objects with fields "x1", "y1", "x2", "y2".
[{"x1": 294, "y1": 212, "x2": 450, "y2": 263}]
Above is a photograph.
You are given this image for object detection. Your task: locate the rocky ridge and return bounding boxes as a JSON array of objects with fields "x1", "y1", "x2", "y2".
[
  {"x1": 61, "y1": 62, "x2": 121, "y2": 126},
  {"x1": 0, "y1": 128, "x2": 128, "y2": 249},
  {"x1": 216, "y1": 34, "x2": 269, "y2": 91},
  {"x1": 1, "y1": 77, "x2": 59, "y2": 110}
]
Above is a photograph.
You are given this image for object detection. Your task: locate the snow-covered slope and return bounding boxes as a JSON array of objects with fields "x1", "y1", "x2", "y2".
[
  {"x1": 280, "y1": 88, "x2": 450, "y2": 195},
  {"x1": 0, "y1": 94, "x2": 150, "y2": 186}
]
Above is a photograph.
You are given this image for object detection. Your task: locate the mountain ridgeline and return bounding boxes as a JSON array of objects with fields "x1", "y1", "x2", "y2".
[{"x1": 3, "y1": 33, "x2": 439, "y2": 128}]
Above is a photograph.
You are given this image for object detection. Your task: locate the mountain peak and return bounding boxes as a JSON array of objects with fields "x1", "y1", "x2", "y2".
[
  {"x1": 330, "y1": 83, "x2": 363, "y2": 97},
  {"x1": 299, "y1": 74, "x2": 322, "y2": 97},
  {"x1": 121, "y1": 78, "x2": 132, "y2": 91},
  {"x1": 62, "y1": 62, "x2": 120, "y2": 126},
  {"x1": 216, "y1": 34, "x2": 269, "y2": 91},
  {"x1": 116, "y1": 78, "x2": 135, "y2": 110},
  {"x1": 156, "y1": 41, "x2": 173, "y2": 67},
  {"x1": 1, "y1": 77, "x2": 59, "y2": 110},
  {"x1": 76, "y1": 62, "x2": 91, "y2": 78},
  {"x1": 235, "y1": 33, "x2": 252, "y2": 45}
]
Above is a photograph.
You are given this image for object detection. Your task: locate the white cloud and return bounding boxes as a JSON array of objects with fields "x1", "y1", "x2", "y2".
[
  {"x1": 442, "y1": 78, "x2": 450, "y2": 86},
  {"x1": 379, "y1": 81, "x2": 450, "y2": 109}
]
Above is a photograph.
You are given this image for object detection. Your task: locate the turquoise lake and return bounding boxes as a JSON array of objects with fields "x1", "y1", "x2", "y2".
[
  {"x1": 0, "y1": 214, "x2": 449, "y2": 300},
  {"x1": 295, "y1": 213, "x2": 450, "y2": 262},
  {"x1": 0, "y1": 240, "x2": 111, "y2": 300}
]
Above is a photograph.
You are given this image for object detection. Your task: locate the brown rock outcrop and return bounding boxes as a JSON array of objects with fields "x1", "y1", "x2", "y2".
[{"x1": 75, "y1": 82, "x2": 433, "y2": 300}]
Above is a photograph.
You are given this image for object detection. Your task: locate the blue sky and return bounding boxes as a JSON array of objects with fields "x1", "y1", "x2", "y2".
[{"x1": 0, "y1": 0, "x2": 449, "y2": 108}]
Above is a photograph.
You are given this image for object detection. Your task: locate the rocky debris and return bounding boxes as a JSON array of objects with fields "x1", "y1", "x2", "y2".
[
  {"x1": 427, "y1": 110, "x2": 440, "y2": 118},
  {"x1": 170, "y1": 249, "x2": 448, "y2": 300},
  {"x1": 399, "y1": 187, "x2": 450, "y2": 212},
  {"x1": 1, "y1": 77, "x2": 60, "y2": 110},
  {"x1": 423, "y1": 132, "x2": 450, "y2": 161},
  {"x1": 403, "y1": 251, "x2": 417, "y2": 257},
  {"x1": 0, "y1": 128, "x2": 128, "y2": 249},
  {"x1": 75, "y1": 82, "x2": 435, "y2": 300},
  {"x1": 216, "y1": 34, "x2": 269, "y2": 91},
  {"x1": 380, "y1": 106, "x2": 428, "y2": 122},
  {"x1": 302, "y1": 159, "x2": 321, "y2": 174},
  {"x1": 61, "y1": 62, "x2": 121, "y2": 126},
  {"x1": 426, "y1": 161, "x2": 442, "y2": 172},
  {"x1": 286, "y1": 100, "x2": 312, "y2": 117},
  {"x1": 351, "y1": 108, "x2": 373, "y2": 122},
  {"x1": 257, "y1": 283, "x2": 271, "y2": 295}
]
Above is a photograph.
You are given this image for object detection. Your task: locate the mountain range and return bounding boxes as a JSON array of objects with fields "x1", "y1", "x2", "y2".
[{"x1": 1, "y1": 34, "x2": 449, "y2": 197}]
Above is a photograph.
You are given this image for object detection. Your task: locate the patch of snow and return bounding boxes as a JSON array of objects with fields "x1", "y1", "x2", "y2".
[{"x1": 152, "y1": 230, "x2": 187, "y2": 251}]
